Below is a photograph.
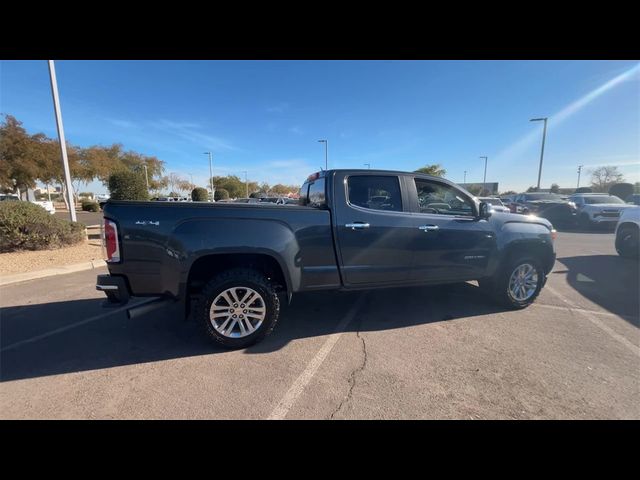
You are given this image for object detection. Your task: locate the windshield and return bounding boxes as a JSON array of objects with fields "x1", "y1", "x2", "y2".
[
  {"x1": 582, "y1": 195, "x2": 624, "y2": 204},
  {"x1": 524, "y1": 193, "x2": 564, "y2": 201}
]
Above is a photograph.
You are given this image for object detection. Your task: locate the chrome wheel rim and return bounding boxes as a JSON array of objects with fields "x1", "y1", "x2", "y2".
[
  {"x1": 210, "y1": 287, "x2": 266, "y2": 338},
  {"x1": 508, "y1": 263, "x2": 539, "y2": 302}
]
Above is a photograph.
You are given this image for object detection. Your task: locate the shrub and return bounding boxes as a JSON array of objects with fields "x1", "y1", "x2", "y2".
[
  {"x1": 81, "y1": 200, "x2": 100, "y2": 212},
  {"x1": 0, "y1": 201, "x2": 85, "y2": 252},
  {"x1": 192, "y1": 187, "x2": 208, "y2": 201},
  {"x1": 107, "y1": 171, "x2": 149, "y2": 201},
  {"x1": 214, "y1": 188, "x2": 229, "y2": 201}
]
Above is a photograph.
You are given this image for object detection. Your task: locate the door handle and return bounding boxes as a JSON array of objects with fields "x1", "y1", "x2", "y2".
[
  {"x1": 345, "y1": 223, "x2": 370, "y2": 230},
  {"x1": 418, "y1": 225, "x2": 439, "y2": 232}
]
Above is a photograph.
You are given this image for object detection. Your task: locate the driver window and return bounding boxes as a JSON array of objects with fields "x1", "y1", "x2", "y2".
[{"x1": 414, "y1": 178, "x2": 474, "y2": 216}]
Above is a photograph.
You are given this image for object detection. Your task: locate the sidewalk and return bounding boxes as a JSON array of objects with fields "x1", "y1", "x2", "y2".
[{"x1": 0, "y1": 239, "x2": 105, "y2": 286}]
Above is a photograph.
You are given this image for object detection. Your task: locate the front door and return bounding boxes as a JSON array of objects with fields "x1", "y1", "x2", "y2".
[{"x1": 409, "y1": 177, "x2": 496, "y2": 282}]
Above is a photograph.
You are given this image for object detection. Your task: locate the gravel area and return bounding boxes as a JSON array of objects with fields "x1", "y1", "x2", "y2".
[{"x1": 0, "y1": 239, "x2": 103, "y2": 276}]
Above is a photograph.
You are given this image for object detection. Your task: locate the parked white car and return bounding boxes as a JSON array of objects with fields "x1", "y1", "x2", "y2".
[
  {"x1": 568, "y1": 193, "x2": 636, "y2": 229},
  {"x1": 0, "y1": 194, "x2": 55, "y2": 214},
  {"x1": 31, "y1": 200, "x2": 55, "y2": 214},
  {"x1": 615, "y1": 207, "x2": 639, "y2": 258}
]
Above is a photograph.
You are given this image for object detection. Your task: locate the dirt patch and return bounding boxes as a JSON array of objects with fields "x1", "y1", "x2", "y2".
[{"x1": 0, "y1": 239, "x2": 103, "y2": 276}]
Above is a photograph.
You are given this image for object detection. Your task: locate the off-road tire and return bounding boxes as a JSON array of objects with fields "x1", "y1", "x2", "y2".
[
  {"x1": 478, "y1": 256, "x2": 545, "y2": 309},
  {"x1": 195, "y1": 268, "x2": 280, "y2": 349}
]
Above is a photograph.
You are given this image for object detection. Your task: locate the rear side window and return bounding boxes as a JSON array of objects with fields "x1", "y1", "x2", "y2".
[
  {"x1": 307, "y1": 178, "x2": 326, "y2": 208},
  {"x1": 348, "y1": 175, "x2": 402, "y2": 212}
]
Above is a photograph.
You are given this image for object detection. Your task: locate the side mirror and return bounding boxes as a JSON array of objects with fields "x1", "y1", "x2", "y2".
[{"x1": 479, "y1": 201, "x2": 492, "y2": 219}]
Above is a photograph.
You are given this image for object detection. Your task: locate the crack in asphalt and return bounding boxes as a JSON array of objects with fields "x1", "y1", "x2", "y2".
[{"x1": 329, "y1": 315, "x2": 368, "y2": 420}]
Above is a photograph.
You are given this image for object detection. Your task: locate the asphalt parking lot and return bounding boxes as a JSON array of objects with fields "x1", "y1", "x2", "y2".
[{"x1": 1, "y1": 228, "x2": 638, "y2": 419}]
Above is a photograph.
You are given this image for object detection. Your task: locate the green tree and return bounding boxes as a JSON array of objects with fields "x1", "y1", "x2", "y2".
[
  {"x1": 191, "y1": 187, "x2": 208, "y2": 201},
  {"x1": 550, "y1": 183, "x2": 560, "y2": 193},
  {"x1": 108, "y1": 171, "x2": 149, "y2": 200},
  {"x1": 214, "y1": 188, "x2": 229, "y2": 201},
  {"x1": 0, "y1": 115, "x2": 41, "y2": 196},
  {"x1": 211, "y1": 175, "x2": 245, "y2": 198},
  {"x1": 414, "y1": 164, "x2": 446, "y2": 177},
  {"x1": 526, "y1": 186, "x2": 539, "y2": 192}
]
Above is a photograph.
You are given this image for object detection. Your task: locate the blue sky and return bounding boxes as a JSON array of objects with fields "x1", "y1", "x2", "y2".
[{"x1": 1, "y1": 60, "x2": 638, "y2": 194}]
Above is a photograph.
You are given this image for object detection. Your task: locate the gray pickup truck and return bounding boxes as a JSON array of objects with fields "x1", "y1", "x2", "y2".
[{"x1": 97, "y1": 169, "x2": 556, "y2": 348}]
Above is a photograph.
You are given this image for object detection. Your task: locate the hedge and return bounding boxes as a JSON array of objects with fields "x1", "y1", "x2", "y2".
[
  {"x1": 214, "y1": 188, "x2": 229, "y2": 201},
  {"x1": 81, "y1": 200, "x2": 100, "y2": 212},
  {"x1": 192, "y1": 187, "x2": 208, "y2": 201},
  {"x1": 0, "y1": 201, "x2": 86, "y2": 252},
  {"x1": 107, "y1": 171, "x2": 149, "y2": 201}
]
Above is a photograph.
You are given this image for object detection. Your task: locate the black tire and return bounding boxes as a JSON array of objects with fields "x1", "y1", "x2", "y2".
[
  {"x1": 578, "y1": 213, "x2": 592, "y2": 230},
  {"x1": 195, "y1": 268, "x2": 280, "y2": 349},
  {"x1": 616, "y1": 225, "x2": 639, "y2": 258},
  {"x1": 479, "y1": 256, "x2": 545, "y2": 309}
]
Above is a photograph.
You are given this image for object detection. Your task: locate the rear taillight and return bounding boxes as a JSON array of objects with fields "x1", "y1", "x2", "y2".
[{"x1": 104, "y1": 218, "x2": 120, "y2": 262}]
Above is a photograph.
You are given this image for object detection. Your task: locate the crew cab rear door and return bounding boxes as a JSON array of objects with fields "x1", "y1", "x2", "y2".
[
  {"x1": 408, "y1": 176, "x2": 496, "y2": 281},
  {"x1": 332, "y1": 172, "x2": 415, "y2": 286}
]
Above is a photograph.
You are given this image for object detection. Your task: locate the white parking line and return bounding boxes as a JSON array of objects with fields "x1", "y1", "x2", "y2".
[
  {"x1": 544, "y1": 285, "x2": 639, "y2": 356},
  {"x1": 0, "y1": 300, "x2": 149, "y2": 353},
  {"x1": 267, "y1": 293, "x2": 366, "y2": 420},
  {"x1": 532, "y1": 302, "x2": 638, "y2": 323}
]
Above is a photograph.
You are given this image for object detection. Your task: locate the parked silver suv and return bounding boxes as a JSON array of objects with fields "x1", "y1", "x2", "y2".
[{"x1": 568, "y1": 193, "x2": 635, "y2": 229}]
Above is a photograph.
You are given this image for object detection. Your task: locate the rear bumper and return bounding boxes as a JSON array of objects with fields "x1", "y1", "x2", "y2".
[{"x1": 96, "y1": 274, "x2": 130, "y2": 304}]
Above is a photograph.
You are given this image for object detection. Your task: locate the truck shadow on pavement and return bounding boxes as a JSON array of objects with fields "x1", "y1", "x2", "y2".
[
  {"x1": 1, "y1": 282, "x2": 512, "y2": 382},
  {"x1": 556, "y1": 255, "x2": 639, "y2": 323}
]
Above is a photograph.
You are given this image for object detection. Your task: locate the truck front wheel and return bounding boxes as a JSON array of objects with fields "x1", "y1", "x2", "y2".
[
  {"x1": 195, "y1": 268, "x2": 280, "y2": 349},
  {"x1": 479, "y1": 256, "x2": 545, "y2": 309}
]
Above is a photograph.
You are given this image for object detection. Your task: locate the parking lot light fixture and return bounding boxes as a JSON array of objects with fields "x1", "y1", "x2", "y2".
[
  {"x1": 204, "y1": 152, "x2": 214, "y2": 201},
  {"x1": 47, "y1": 60, "x2": 76, "y2": 222},
  {"x1": 479, "y1": 157, "x2": 488, "y2": 194},
  {"x1": 530, "y1": 117, "x2": 548, "y2": 190},
  {"x1": 318, "y1": 140, "x2": 328, "y2": 170}
]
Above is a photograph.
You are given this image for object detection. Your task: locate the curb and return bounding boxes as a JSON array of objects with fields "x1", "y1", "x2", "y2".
[{"x1": 0, "y1": 260, "x2": 107, "y2": 286}]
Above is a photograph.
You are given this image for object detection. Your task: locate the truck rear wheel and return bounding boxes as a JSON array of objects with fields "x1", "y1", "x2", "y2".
[
  {"x1": 195, "y1": 268, "x2": 280, "y2": 349},
  {"x1": 479, "y1": 256, "x2": 544, "y2": 309}
]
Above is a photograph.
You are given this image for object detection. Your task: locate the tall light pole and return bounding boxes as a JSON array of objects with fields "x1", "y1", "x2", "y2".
[
  {"x1": 479, "y1": 156, "x2": 488, "y2": 194},
  {"x1": 364, "y1": 163, "x2": 370, "y2": 169},
  {"x1": 318, "y1": 139, "x2": 328, "y2": 170},
  {"x1": 143, "y1": 164, "x2": 150, "y2": 191},
  {"x1": 463, "y1": 170, "x2": 467, "y2": 184},
  {"x1": 530, "y1": 117, "x2": 548, "y2": 190},
  {"x1": 204, "y1": 152, "x2": 214, "y2": 201},
  {"x1": 47, "y1": 60, "x2": 76, "y2": 222},
  {"x1": 243, "y1": 171, "x2": 248, "y2": 198},
  {"x1": 577, "y1": 165, "x2": 584, "y2": 189}
]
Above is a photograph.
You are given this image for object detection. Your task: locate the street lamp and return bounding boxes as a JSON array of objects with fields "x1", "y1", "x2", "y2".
[
  {"x1": 318, "y1": 139, "x2": 328, "y2": 170},
  {"x1": 530, "y1": 117, "x2": 548, "y2": 190},
  {"x1": 143, "y1": 164, "x2": 150, "y2": 191},
  {"x1": 243, "y1": 171, "x2": 248, "y2": 198},
  {"x1": 364, "y1": 163, "x2": 370, "y2": 169},
  {"x1": 47, "y1": 60, "x2": 76, "y2": 222},
  {"x1": 203, "y1": 152, "x2": 214, "y2": 201},
  {"x1": 463, "y1": 170, "x2": 467, "y2": 184},
  {"x1": 577, "y1": 165, "x2": 584, "y2": 189},
  {"x1": 479, "y1": 156, "x2": 488, "y2": 194}
]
